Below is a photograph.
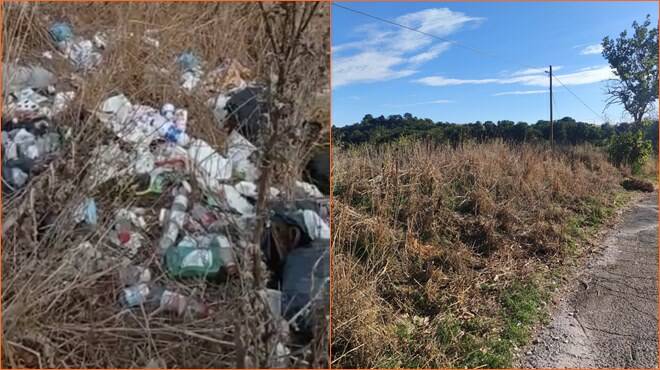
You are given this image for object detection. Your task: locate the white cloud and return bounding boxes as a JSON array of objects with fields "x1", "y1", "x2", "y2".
[
  {"x1": 392, "y1": 8, "x2": 483, "y2": 52},
  {"x1": 333, "y1": 52, "x2": 417, "y2": 87},
  {"x1": 580, "y1": 44, "x2": 603, "y2": 55},
  {"x1": 415, "y1": 65, "x2": 615, "y2": 87},
  {"x1": 409, "y1": 42, "x2": 452, "y2": 65},
  {"x1": 493, "y1": 90, "x2": 548, "y2": 96},
  {"x1": 511, "y1": 66, "x2": 562, "y2": 76},
  {"x1": 332, "y1": 8, "x2": 482, "y2": 88},
  {"x1": 415, "y1": 76, "x2": 500, "y2": 86},
  {"x1": 386, "y1": 99, "x2": 453, "y2": 107}
]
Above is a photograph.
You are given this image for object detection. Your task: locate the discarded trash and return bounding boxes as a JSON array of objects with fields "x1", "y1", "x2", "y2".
[
  {"x1": 93, "y1": 32, "x2": 108, "y2": 49},
  {"x1": 158, "y1": 185, "x2": 190, "y2": 254},
  {"x1": 219, "y1": 184, "x2": 254, "y2": 215},
  {"x1": 214, "y1": 234, "x2": 238, "y2": 275},
  {"x1": 49, "y1": 22, "x2": 74, "y2": 43},
  {"x1": 294, "y1": 180, "x2": 324, "y2": 199},
  {"x1": 210, "y1": 94, "x2": 231, "y2": 125},
  {"x1": 53, "y1": 91, "x2": 75, "y2": 115},
  {"x1": 2, "y1": 63, "x2": 56, "y2": 95},
  {"x1": 177, "y1": 52, "x2": 201, "y2": 72},
  {"x1": 281, "y1": 239, "x2": 329, "y2": 332},
  {"x1": 189, "y1": 203, "x2": 219, "y2": 230},
  {"x1": 97, "y1": 95, "x2": 191, "y2": 147},
  {"x1": 177, "y1": 52, "x2": 203, "y2": 91},
  {"x1": 118, "y1": 265, "x2": 151, "y2": 286},
  {"x1": 110, "y1": 208, "x2": 147, "y2": 258},
  {"x1": 188, "y1": 139, "x2": 232, "y2": 190},
  {"x1": 165, "y1": 233, "x2": 236, "y2": 279},
  {"x1": 223, "y1": 86, "x2": 268, "y2": 143},
  {"x1": 165, "y1": 243, "x2": 222, "y2": 279},
  {"x1": 73, "y1": 198, "x2": 98, "y2": 226},
  {"x1": 234, "y1": 181, "x2": 281, "y2": 200},
  {"x1": 86, "y1": 143, "x2": 133, "y2": 188},
  {"x1": 67, "y1": 39, "x2": 102, "y2": 70},
  {"x1": 1, "y1": 123, "x2": 60, "y2": 191},
  {"x1": 8, "y1": 88, "x2": 51, "y2": 121},
  {"x1": 119, "y1": 283, "x2": 208, "y2": 318},
  {"x1": 3, "y1": 163, "x2": 30, "y2": 190},
  {"x1": 49, "y1": 22, "x2": 103, "y2": 70},
  {"x1": 143, "y1": 35, "x2": 160, "y2": 48},
  {"x1": 135, "y1": 168, "x2": 179, "y2": 195},
  {"x1": 259, "y1": 288, "x2": 282, "y2": 318},
  {"x1": 298, "y1": 209, "x2": 330, "y2": 240},
  {"x1": 202, "y1": 59, "x2": 251, "y2": 94}
]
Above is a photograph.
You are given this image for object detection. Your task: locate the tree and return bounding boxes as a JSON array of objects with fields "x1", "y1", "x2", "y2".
[{"x1": 602, "y1": 15, "x2": 658, "y2": 127}]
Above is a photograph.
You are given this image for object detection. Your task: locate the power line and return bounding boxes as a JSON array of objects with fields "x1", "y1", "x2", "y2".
[
  {"x1": 333, "y1": 2, "x2": 510, "y2": 63},
  {"x1": 333, "y1": 2, "x2": 608, "y2": 123},
  {"x1": 552, "y1": 75, "x2": 608, "y2": 122}
]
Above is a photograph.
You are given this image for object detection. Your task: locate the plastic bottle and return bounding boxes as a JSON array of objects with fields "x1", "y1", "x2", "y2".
[
  {"x1": 119, "y1": 283, "x2": 208, "y2": 318},
  {"x1": 158, "y1": 186, "x2": 189, "y2": 254},
  {"x1": 165, "y1": 244, "x2": 221, "y2": 279},
  {"x1": 115, "y1": 216, "x2": 133, "y2": 245},
  {"x1": 214, "y1": 234, "x2": 238, "y2": 276}
]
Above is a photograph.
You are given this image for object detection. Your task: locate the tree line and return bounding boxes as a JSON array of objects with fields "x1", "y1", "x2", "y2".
[{"x1": 333, "y1": 113, "x2": 658, "y2": 150}]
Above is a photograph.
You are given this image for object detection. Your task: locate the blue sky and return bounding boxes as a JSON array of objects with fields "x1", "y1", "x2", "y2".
[{"x1": 332, "y1": 2, "x2": 658, "y2": 126}]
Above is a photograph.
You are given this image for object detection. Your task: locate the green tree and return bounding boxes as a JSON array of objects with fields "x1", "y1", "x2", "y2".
[{"x1": 602, "y1": 15, "x2": 658, "y2": 127}]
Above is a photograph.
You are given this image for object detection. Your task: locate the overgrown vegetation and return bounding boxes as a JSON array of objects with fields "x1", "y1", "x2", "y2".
[{"x1": 331, "y1": 139, "x2": 630, "y2": 368}]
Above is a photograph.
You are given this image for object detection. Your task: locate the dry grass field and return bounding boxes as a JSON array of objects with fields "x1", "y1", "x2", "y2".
[{"x1": 331, "y1": 139, "x2": 643, "y2": 368}]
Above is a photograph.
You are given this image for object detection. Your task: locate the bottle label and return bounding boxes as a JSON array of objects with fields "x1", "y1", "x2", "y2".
[{"x1": 181, "y1": 249, "x2": 212, "y2": 268}]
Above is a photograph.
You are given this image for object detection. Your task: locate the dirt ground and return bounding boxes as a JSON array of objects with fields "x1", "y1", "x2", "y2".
[{"x1": 519, "y1": 192, "x2": 658, "y2": 368}]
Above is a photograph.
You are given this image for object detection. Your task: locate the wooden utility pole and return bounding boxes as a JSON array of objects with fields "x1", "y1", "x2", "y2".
[{"x1": 549, "y1": 65, "x2": 554, "y2": 149}]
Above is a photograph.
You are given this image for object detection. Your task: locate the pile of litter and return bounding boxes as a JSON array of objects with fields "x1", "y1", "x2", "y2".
[
  {"x1": 3, "y1": 20, "x2": 330, "y2": 365},
  {"x1": 2, "y1": 63, "x2": 75, "y2": 193}
]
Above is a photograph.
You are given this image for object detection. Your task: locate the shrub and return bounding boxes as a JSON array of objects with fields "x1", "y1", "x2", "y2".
[{"x1": 607, "y1": 130, "x2": 653, "y2": 174}]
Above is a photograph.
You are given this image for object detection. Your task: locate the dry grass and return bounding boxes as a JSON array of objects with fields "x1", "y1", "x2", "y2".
[
  {"x1": 2, "y1": 2, "x2": 328, "y2": 368},
  {"x1": 331, "y1": 139, "x2": 626, "y2": 368}
]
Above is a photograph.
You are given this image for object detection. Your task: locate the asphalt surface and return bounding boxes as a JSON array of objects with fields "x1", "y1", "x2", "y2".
[{"x1": 520, "y1": 192, "x2": 658, "y2": 368}]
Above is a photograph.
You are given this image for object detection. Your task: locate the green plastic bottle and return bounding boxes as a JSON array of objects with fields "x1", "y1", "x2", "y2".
[
  {"x1": 165, "y1": 235, "x2": 236, "y2": 280},
  {"x1": 165, "y1": 244, "x2": 221, "y2": 279}
]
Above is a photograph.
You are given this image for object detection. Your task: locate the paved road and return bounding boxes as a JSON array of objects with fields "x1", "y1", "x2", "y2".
[{"x1": 520, "y1": 193, "x2": 658, "y2": 368}]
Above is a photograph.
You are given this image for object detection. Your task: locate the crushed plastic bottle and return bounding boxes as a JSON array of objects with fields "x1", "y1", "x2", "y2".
[{"x1": 119, "y1": 283, "x2": 208, "y2": 318}]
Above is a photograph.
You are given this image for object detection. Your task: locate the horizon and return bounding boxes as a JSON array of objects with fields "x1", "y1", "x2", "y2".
[
  {"x1": 333, "y1": 112, "x2": 654, "y2": 129},
  {"x1": 332, "y1": 2, "x2": 659, "y2": 127}
]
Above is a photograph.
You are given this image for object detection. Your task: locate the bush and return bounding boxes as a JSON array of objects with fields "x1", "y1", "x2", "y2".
[{"x1": 607, "y1": 130, "x2": 653, "y2": 174}]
